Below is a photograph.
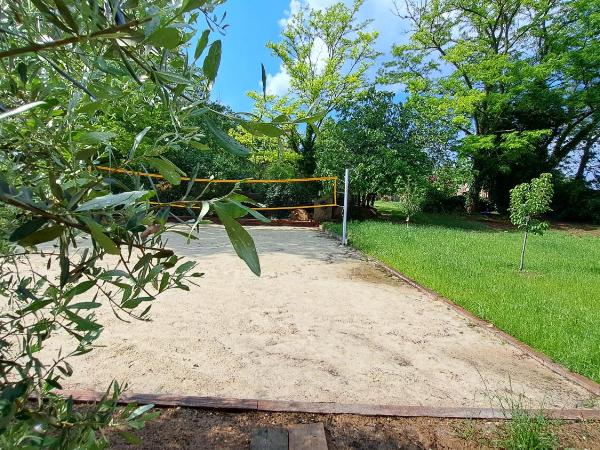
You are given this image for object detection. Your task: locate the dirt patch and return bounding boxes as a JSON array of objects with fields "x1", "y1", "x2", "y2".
[
  {"x1": 40, "y1": 225, "x2": 596, "y2": 409},
  {"x1": 348, "y1": 264, "x2": 401, "y2": 287},
  {"x1": 552, "y1": 222, "x2": 600, "y2": 237},
  {"x1": 108, "y1": 408, "x2": 600, "y2": 449}
]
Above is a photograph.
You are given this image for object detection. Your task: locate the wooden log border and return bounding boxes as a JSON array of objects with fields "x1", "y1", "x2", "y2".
[{"x1": 54, "y1": 390, "x2": 600, "y2": 420}]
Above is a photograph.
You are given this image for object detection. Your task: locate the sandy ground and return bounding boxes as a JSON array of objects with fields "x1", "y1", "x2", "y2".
[{"x1": 41, "y1": 225, "x2": 595, "y2": 409}]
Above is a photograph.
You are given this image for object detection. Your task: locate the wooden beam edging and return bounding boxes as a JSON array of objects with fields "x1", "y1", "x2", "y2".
[
  {"x1": 54, "y1": 390, "x2": 600, "y2": 421},
  {"x1": 55, "y1": 390, "x2": 258, "y2": 411},
  {"x1": 318, "y1": 225, "x2": 600, "y2": 398}
]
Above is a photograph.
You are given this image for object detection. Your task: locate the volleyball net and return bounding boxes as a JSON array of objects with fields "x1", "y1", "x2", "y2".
[{"x1": 96, "y1": 166, "x2": 338, "y2": 212}]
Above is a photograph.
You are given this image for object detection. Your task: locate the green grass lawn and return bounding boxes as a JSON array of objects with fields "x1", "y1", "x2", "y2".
[{"x1": 325, "y1": 201, "x2": 600, "y2": 384}]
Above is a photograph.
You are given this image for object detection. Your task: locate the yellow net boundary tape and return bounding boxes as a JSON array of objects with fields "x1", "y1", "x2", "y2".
[{"x1": 96, "y1": 166, "x2": 338, "y2": 211}]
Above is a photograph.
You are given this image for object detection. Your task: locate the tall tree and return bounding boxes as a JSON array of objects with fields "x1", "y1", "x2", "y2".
[
  {"x1": 383, "y1": 0, "x2": 600, "y2": 210},
  {"x1": 316, "y1": 88, "x2": 432, "y2": 207},
  {"x1": 267, "y1": 0, "x2": 379, "y2": 175}
]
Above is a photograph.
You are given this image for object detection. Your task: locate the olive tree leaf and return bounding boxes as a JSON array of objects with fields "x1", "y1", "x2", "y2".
[
  {"x1": 180, "y1": 0, "x2": 208, "y2": 14},
  {"x1": 17, "y1": 62, "x2": 27, "y2": 83},
  {"x1": 202, "y1": 40, "x2": 221, "y2": 82},
  {"x1": 261, "y1": 63, "x2": 267, "y2": 100},
  {"x1": 76, "y1": 191, "x2": 152, "y2": 211},
  {"x1": 65, "y1": 280, "x2": 96, "y2": 300},
  {"x1": 226, "y1": 199, "x2": 270, "y2": 223},
  {"x1": 141, "y1": 157, "x2": 183, "y2": 185},
  {"x1": 127, "y1": 404, "x2": 155, "y2": 421},
  {"x1": 147, "y1": 27, "x2": 180, "y2": 49},
  {"x1": 18, "y1": 225, "x2": 64, "y2": 246},
  {"x1": 9, "y1": 218, "x2": 47, "y2": 242},
  {"x1": 213, "y1": 202, "x2": 260, "y2": 276},
  {"x1": 203, "y1": 117, "x2": 250, "y2": 156},
  {"x1": 128, "y1": 126, "x2": 151, "y2": 160},
  {"x1": 30, "y1": 0, "x2": 72, "y2": 33},
  {"x1": 154, "y1": 70, "x2": 191, "y2": 85},
  {"x1": 52, "y1": 0, "x2": 78, "y2": 33},
  {"x1": 73, "y1": 131, "x2": 117, "y2": 145},
  {"x1": 64, "y1": 310, "x2": 102, "y2": 331},
  {"x1": 79, "y1": 216, "x2": 120, "y2": 255},
  {"x1": 67, "y1": 302, "x2": 102, "y2": 310},
  {"x1": 293, "y1": 111, "x2": 327, "y2": 124},
  {"x1": 194, "y1": 29, "x2": 210, "y2": 60}
]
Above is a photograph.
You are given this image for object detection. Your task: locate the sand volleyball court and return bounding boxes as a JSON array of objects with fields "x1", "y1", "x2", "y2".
[{"x1": 42, "y1": 225, "x2": 595, "y2": 409}]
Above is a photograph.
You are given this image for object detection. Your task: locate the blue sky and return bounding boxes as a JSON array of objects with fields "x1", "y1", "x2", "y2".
[
  {"x1": 210, "y1": 0, "x2": 289, "y2": 112},
  {"x1": 206, "y1": 0, "x2": 406, "y2": 113}
]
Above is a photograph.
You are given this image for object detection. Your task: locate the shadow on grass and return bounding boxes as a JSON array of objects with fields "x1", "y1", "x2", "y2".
[
  {"x1": 376, "y1": 201, "x2": 600, "y2": 236},
  {"x1": 375, "y1": 205, "x2": 499, "y2": 233}
]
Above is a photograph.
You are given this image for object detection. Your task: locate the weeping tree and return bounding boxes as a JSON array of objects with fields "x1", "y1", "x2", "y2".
[{"x1": 0, "y1": 0, "x2": 311, "y2": 447}]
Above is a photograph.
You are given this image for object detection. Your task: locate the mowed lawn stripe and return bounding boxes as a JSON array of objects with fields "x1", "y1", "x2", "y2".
[{"x1": 325, "y1": 213, "x2": 600, "y2": 384}]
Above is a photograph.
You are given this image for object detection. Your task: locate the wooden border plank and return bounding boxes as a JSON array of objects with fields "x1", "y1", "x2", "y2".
[
  {"x1": 54, "y1": 390, "x2": 600, "y2": 420},
  {"x1": 288, "y1": 423, "x2": 327, "y2": 450},
  {"x1": 250, "y1": 427, "x2": 288, "y2": 450},
  {"x1": 56, "y1": 390, "x2": 258, "y2": 410}
]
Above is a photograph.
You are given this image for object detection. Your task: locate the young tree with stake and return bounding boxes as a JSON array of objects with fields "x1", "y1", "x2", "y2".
[
  {"x1": 509, "y1": 173, "x2": 554, "y2": 271},
  {"x1": 396, "y1": 176, "x2": 426, "y2": 228}
]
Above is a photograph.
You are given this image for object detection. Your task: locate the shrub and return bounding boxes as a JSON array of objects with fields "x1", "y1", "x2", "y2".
[
  {"x1": 422, "y1": 163, "x2": 472, "y2": 213},
  {"x1": 423, "y1": 189, "x2": 466, "y2": 213},
  {"x1": 552, "y1": 177, "x2": 600, "y2": 224}
]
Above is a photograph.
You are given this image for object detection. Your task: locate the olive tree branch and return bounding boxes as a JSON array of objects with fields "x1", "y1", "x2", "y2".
[
  {"x1": 0, "y1": 193, "x2": 173, "y2": 255},
  {"x1": 0, "y1": 18, "x2": 149, "y2": 59}
]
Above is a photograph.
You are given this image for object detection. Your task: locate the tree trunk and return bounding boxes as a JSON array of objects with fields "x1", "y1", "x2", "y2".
[
  {"x1": 299, "y1": 125, "x2": 317, "y2": 176},
  {"x1": 575, "y1": 138, "x2": 596, "y2": 181},
  {"x1": 467, "y1": 174, "x2": 483, "y2": 213}
]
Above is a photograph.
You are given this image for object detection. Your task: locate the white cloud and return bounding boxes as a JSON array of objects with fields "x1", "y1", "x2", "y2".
[
  {"x1": 266, "y1": 64, "x2": 292, "y2": 96},
  {"x1": 266, "y1": 0, "x2": 409, "y2": 97},
  {"x1": 278, "y1": 0, "x2": 299, "y2": 27}
]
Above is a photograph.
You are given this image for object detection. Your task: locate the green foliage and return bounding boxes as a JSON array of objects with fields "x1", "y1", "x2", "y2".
[
  {"x1": 325, "y1": 211, "x2": 600, "y2": 383},
  {"x1": 268, "y1": 0, "x2": 378, "y2": 116},
  {"x1": 267, "y1": 0, "x2": 379, "y2": 175},
  {"x1": 395, "y1": 177, "x2": 427, "y2": 226},
  {"x1": 509, "y1": 173, "x2": 554, "y2": 270},
  {"x1": 422, "y1": 161, "x2": 473, "y2": 213},
  {"x1": 552, "y1": 177, "x2": 600, "y2": 224},
  {"x1": 383, "y1": 0, "x2": 600, "y2": 210},
  {"x1": 0, "y1": 382, "x2": 159, "y2": 449},
  {"x1": 510, "y1": 173, "x2": 554, "y2": 234},
  {"x1": 316, "y1": 89, "x2": 432, "y2": 206}
]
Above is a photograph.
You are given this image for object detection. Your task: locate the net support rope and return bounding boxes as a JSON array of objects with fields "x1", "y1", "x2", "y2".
[{"x1": 96, "y1": 166, "x2": 338, "y2": 211}]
